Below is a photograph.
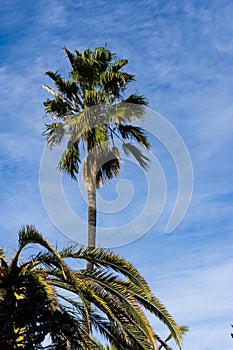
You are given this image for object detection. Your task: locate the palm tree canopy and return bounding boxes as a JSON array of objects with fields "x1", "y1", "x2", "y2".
[
  {"x1": 42, "y1": 46, "x2": 150, "y2": 187},
  {"x1": 0, "y1": 225, "x2": 184, "y2": 349}
]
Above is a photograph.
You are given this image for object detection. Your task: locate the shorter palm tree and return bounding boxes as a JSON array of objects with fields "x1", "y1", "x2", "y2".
[{"x1": 0, "y1": 226, "x2": 185, "y2": 349}]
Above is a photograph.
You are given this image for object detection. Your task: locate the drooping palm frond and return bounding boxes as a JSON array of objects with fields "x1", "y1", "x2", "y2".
[
  {"x1": 45, "y1": 71, "x2": 81, "y2": 101},
  {"x1": 59, "y1": 245, "x2": 154, "y2": 297},
  {"x1": 43, "y1": 87, "x2": 77, "y2": 118},
  {"x1": 38, "y1": 236, "x2": 184, "y2": 348},
  {"x1": 58, "y1": 142, "x2": 81, "y2": 180},
  {"x1": 122, "y1": 143, "x2": 150, "y2": 169},
  {"x1": 82, "y1": 142, "x2": 121, "y2": 187},
  {"x1": 56, "y1": 244, "x2": 184, "y2": 349},
  {"x1": 118, "y1": 124, "x2": 150, "y2": 149},
  {"x1": 159, "y1": 325, "x2": 189, "y2": 350},
  {"x1": 42, "y1": 122, "x2": 65, "y2": 148},
  {"x1": 123, "y1": 94, "x2": 149, "y2": 106}
]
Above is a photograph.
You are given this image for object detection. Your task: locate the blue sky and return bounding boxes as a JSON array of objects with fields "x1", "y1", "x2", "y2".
[{"x1": 0, "y1": 0, "x2": 233, "y2": 349}]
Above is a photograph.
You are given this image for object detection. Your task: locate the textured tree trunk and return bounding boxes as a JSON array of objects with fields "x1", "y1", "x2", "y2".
[
  {"x1": 86, "y1": 184, "x2": 97, "y2": 273},
  {"x1": 87, "y1": 184, "x2": 97, "y2": 249},
  {"x1": 83, "y1": 184, "x2": 97, "y2": 335}
]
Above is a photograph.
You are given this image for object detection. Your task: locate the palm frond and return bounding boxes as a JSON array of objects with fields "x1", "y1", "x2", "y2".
[
  {"x1": 122, "y1": 143, "x2": 150, "y2": 169},
  {"x1": 159, "y1": 325, "x2": 189, "y2": 349},
  {"x1": 64, "y1": 47, "x2": 75, "y2": 66},
  {"x1": 111, "y1": 59, "x2": 128, "y2": 72},
  {"x1": 65, "y1": 246, "x2": 153, "y2": 296},
  {"x1": 123, "y1": 94, "x2": 149, "y2": 106},
  {"x1": 118, "y1": 124, "x2": 150, "y2": 149},
  {"x1": 58, "y1": 142, "x2": 81, "y2": 180},
  {"x1": 84, "y1": 90, "x2": 110, "y2": 106},
  {"x1": 135, "y1": 294, "x2": 183, "y2": 349},
  {"x1": 42, "y1": 122, "x2": 65, "y2": 148},
  {"x1": 43, "y1": 94, "x2": 72, "y2": 119}
]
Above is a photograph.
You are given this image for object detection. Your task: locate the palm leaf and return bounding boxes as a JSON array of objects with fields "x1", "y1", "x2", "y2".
[
  {"x1": 58, "y1": 142, "x2": 81, "y2": 179},
  {"x1": 42, "y1": 122, "x2": 65, "y2": 148},
  {"x1": 122, "y1": 143, "x2": 150, "y2": 169}
]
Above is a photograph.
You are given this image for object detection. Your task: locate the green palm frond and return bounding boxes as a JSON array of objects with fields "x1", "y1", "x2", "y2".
[
  {"x1": 58, "y1": 142, "x2": 81, "y2": 179},
  {"x1": 42, "y1": 122, "x2": 65, "y2": 148},
  {"x1": 118, "y1": 124, "x2": 150, "y2": 149},
  {"x1": 96, "y1": 156, "x2": 120, "y2": 186},
  {"x1": 59, "y1": 246, "x2": 153, "y2": 296},
  {"x1": 84, "y1": 90, "x2": 110, "y2": 106},
  {"x1": 38, "y1": 242, "x2": 182, "y2": 348},
  {"x1": 14, "y1": 226, "x2": 71, "y2": 281},
  {"x1": 45, "y1": 71, "x2": 80, "y2": 100},
  {"x1": 100, "y1": 71, "x2": 135, "y2": 91},
  {"x1": 122, "y1": 143, "x2": 150, "y2": 169},
  {"x1": 134, "y1": 294, "x2": 183, "y2": 349},
  {"x1": 67, "y1": 108, "x2": 94, "y2": 139},
  {"x1": 105, "y1": 102, "x2": 147, "y2": 124},
  {"x1": 90, "y1": 46, "x2": 114, "y2": 66},
  {"x1": 79, "y1": 269, "x2": 155, "y2": 343},
  {"x1": 111, "y1": 59, "x2": 128, "y2": 72},
  {"x1": 159, "y1": 325, "x2": 189, "y2": 349},
  {"x1": 64, "y1": 47, "x2": 75, "y2": 67},
  {"x1": 55, "y1": 244, "x2": 183, "y2": 348},
  {"x1": 43, "y1": 94, "x2": 73, "y2": 118},
  {"x1": 17, "y1": 225, "x2": 53, "y2": 253},
  {"x1": 123, "y1": 94, "x2": 149, "y2": 106}
]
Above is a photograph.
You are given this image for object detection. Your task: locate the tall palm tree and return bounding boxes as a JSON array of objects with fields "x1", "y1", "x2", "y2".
[
  {"x1": 0, "y1": 225, "x2": 184, "y2": 349},
  {"x1": 42, "y1": 46, "x2": 150, "y2": 250}
]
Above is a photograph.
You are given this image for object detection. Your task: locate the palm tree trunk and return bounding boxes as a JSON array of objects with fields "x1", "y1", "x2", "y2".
[
  {"x1": 83, "y1": 184, "x2": 97, "y2": 336},
  {"x1": 87, "y1": 184, "x2": 97, "y2": 249},
  {"x1": 87, "y1": 183, "x2": 97, "y2": 272}
]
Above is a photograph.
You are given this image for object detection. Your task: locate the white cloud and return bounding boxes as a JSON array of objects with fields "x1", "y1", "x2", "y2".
[{"x1": 154, "y1": 261, "x2": 233, "y2": 350}]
